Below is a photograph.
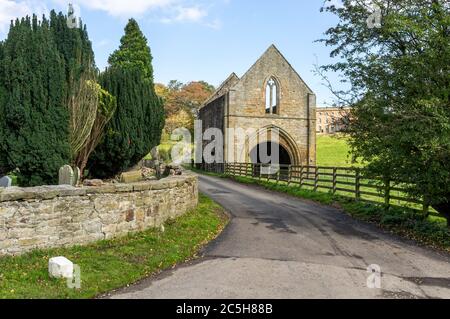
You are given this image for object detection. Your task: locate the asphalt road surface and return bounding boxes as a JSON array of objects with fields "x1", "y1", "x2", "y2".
[{"x1": 108, "y1": 174, "x2": 450, "y2": 299}]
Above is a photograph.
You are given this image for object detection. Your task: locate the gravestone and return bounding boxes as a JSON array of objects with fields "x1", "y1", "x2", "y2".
[
  {"x1": 120, "y1": 171, "x2": 143, "y2": 183},
  {"x1": 150, "y1": 147, "x2": 160, "y2": 161},
  {"x1": 0, "y1": 176, "x2": 12, "y2": 188},
  {"x1": 58, "y1": 165, "x2": 74, "y2": 186},
  {"x1": 73, "y1": 166, "x2": 81, "y2": 186}
]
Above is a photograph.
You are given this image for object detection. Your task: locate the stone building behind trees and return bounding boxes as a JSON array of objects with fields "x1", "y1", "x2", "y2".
[{"x1": 316, "y1": 107, "x2": 351, "y2": 134}]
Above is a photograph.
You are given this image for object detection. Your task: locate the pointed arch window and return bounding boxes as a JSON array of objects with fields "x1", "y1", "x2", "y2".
[{"x1": 265, "y1": 77, "x2": 279, "y2": 114}]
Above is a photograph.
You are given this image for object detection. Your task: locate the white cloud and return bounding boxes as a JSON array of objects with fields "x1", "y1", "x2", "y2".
[
  {"x1": 161, "y1": 6, "x2": 207, "y2": 23},
  {"x1": 67, "y1": 0, "x2": 222, "y2": 29},
  {"x1": 69, "y1": 0, "x2": 174, "y2": 17},
  {"x1": 173, "y1": 6, "x2": 207, "y2": 22},
  {"x1": 0, "y1": 0, "x2": 223, "y2": 33},
  {"x1": 0, "y1": 0, "x2": 48, "y2": 32}
]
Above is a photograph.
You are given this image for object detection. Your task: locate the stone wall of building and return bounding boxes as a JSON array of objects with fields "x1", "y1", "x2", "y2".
[
  {"x1": 227, "y1": 46, "x2": 316, "y2": 166},
  {"x1": 199, "y1": 45, "x2": 317, "y2": 166},
  {"x1": 0, "y1": 174, "x2": 198, "y2": 256}
]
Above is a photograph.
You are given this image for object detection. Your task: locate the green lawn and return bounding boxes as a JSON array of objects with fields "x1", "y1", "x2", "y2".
[
  {"x1": 0, "y1": 194, "x2": 228, "y2": 299},
  {"x1": 316, "y1": 134, "x2": 361, "y2": 167}
]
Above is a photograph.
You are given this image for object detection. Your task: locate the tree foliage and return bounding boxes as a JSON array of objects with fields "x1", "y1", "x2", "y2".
[
  {"x1": 320, "y1": 0, "x2": 450, "y2": 221},
  {"x1": 0, "y1": 11, "x2": 116, "y2": 185},
  {"x1": 156, "y1": 81, "x2": 215, "y2": 135},
  {"x1": 108, "y1": 18, "x2": 154, "y2": 81},
  {"x1": 0, "y1": 15, "x2": 69, "y2": 186},
  {"x1": 88, "y1": 19, "x2": 164, "y2": 178}
]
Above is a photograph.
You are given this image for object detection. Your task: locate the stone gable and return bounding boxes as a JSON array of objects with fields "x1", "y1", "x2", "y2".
[{"x1": 199, "y1": 45, "x2": 316, "y2": 166}]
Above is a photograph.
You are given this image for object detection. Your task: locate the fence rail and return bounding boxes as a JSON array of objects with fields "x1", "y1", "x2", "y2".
[{"x1": 199, "y1": 162, "x2": 429, "y2": 213}]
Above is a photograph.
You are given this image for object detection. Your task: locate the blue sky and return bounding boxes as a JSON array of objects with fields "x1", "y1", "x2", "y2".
[{"x1": 0, "y1": 0, "x2": 343, "y2": 106}]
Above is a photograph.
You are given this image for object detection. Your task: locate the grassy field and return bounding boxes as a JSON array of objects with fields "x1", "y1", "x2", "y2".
[
  {"x1": 0, "y1": 194, "x2": 228, "y2": 299},
  {"x1": 316, "y1": 134, "x2": 361, "y2": 167}
]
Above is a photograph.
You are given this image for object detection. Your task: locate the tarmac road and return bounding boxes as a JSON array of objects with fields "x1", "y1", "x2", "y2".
[{"x1": 108, "y1": 174, "x2": 450, "y2": 299}]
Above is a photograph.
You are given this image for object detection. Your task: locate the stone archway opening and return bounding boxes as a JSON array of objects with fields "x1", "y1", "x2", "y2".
[
  {"x1": 249, "y1": 142, "x2": 293, "y2": 178},
  {"x1": 250, "y1": 142, "x2": 292, "y2": 166}
]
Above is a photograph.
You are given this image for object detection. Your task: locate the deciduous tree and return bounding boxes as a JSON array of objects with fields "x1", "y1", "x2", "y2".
[{"x1": 320, "y1": 0, "x2": 450, "y2": 223}]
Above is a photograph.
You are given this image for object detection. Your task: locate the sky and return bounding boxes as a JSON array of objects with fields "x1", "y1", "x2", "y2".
[{"x1": 0, "y1": 0, "x2": 345, "y2": 106}]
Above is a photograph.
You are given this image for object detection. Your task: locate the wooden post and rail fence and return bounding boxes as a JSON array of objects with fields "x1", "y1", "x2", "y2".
[{"x1": 198, "y1": 162, "x2": 430, "y2": 213}]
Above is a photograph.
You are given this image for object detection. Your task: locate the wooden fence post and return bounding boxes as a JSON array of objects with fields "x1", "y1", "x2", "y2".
[
  {"x1": 314, "y1": 167, "x2": 319, "y2": 192},
  {"x1": 422, "y1": 197, "x2": 430, "y2": 218},
  {"x1": 332, "y1": 167, "x2": 337, "y2": 195},
  {"x1": 355, "y1": 169, "x2": 361, "y2": 201},
  {"x1": 384, "y1": 178, "x2": 391, "y2": 210},
  {"x1": 300, "y1": 166, "x2": 304, "y2": 188},
  {"x1": 287, "y1": 165, "x2": 292, "y2": 186}
]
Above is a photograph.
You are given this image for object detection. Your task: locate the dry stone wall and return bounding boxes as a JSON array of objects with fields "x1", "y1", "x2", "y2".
[{"x1": 0, "y1": 174, "x2": 198, "y2": 256}]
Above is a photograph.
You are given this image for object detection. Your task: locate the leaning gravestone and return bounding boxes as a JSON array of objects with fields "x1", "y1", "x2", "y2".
[
  {"x1": 58, "y1": 165, "x2": 74, "y2": 186},
  {"x1": 0, "y1": 176, "x2": 12, "y2": 188},
  {"x1": 72, "y1": 166, "x2": 81, "y2": 186}
]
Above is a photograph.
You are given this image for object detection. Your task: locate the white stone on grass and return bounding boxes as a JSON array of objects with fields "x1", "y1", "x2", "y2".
[{"x1": 49, "y1": 256, "x2": 74, "y2": 279}]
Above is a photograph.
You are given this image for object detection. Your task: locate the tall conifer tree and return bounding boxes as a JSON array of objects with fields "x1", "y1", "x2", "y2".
[
  {"x1": 0, "y1": 15, "x2": 69, "y2": 186},
  {"x1": 89, "y1": 19, "x2": 164, "y2": 178}
]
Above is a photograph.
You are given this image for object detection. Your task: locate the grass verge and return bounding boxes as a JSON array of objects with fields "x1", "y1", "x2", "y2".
[
  {"x1": 0, "y1": 194, "x2": 229, "y2": 299},
  {"x1": 193, "y1": 168, "x2": 449, "y2": 252}
]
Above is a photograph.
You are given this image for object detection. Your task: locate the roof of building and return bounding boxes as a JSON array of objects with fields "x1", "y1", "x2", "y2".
[
  {"x1": 316, "y1": 106, "x2": 351, "y2": 112},
  {"x1": 201, "y1": 44, "x2": 314, "y2": 109},
  {"x1": 202, "y1": 72, "x2": 240, "y2": 106}
]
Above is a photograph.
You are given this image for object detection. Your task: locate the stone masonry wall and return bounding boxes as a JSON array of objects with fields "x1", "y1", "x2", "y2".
[
  {"x1": 228, "y1": 45, "x2": 317, "y2": 166},
  {"x1": 0, "y1": 174, "x2": 198, "y2": 256},
  {"x1": 199, "y1": 45, "x2": 317, "y2": 166}
]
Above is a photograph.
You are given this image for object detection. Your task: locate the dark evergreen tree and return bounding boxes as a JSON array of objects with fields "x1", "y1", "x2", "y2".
[
  {"x1": 49, "y1": 10, "x2": 96, "y2": 82},
  {"x1": 89, "y1": 19, "x2": 164, "y2": 178},
  {"x1": 0, "y1": 40, "x2": 9, "y2": 176},
  {"x1": 108, "y1": 18, "x2": 153, "y2": 81},
  {"x1": 88, "y1": 67, "x2": 164, "y2": 177},
  {"x1": 0, "y1": 15, "x2": 69, "y2": 186}
]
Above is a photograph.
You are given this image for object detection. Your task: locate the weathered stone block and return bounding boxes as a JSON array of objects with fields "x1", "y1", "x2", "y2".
[
  {"x1": 132, "y1": 183, "x2": 151, "y2": 192},
  {"x1": 124, "y1": 209, "x2": 135, "y2": 222},
  {"x1": 86, "y1": 185, "x2": 116, "y2": 194},
  {"x1": 120, "y1": 171, "x2": 143, "y2": 183},
  {"x1": 49, "y1": 257, "x2": 73, "y2": 279},
  {"x1": 114, "y1": 184, "x2": 133, "y2": 193}
]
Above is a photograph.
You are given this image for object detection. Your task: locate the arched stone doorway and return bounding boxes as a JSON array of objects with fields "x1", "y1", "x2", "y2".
[
  {"x1": 249, "y1": 142, "x2": 292, "y2": 166},
  {"x1": 243, "y1": 125, "x2": 301, "y2": 166}
]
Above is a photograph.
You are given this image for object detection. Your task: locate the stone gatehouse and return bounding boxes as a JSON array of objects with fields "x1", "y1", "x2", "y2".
[{"x1": 199, "y1": 45, "x2": 316, "y2": 166}]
